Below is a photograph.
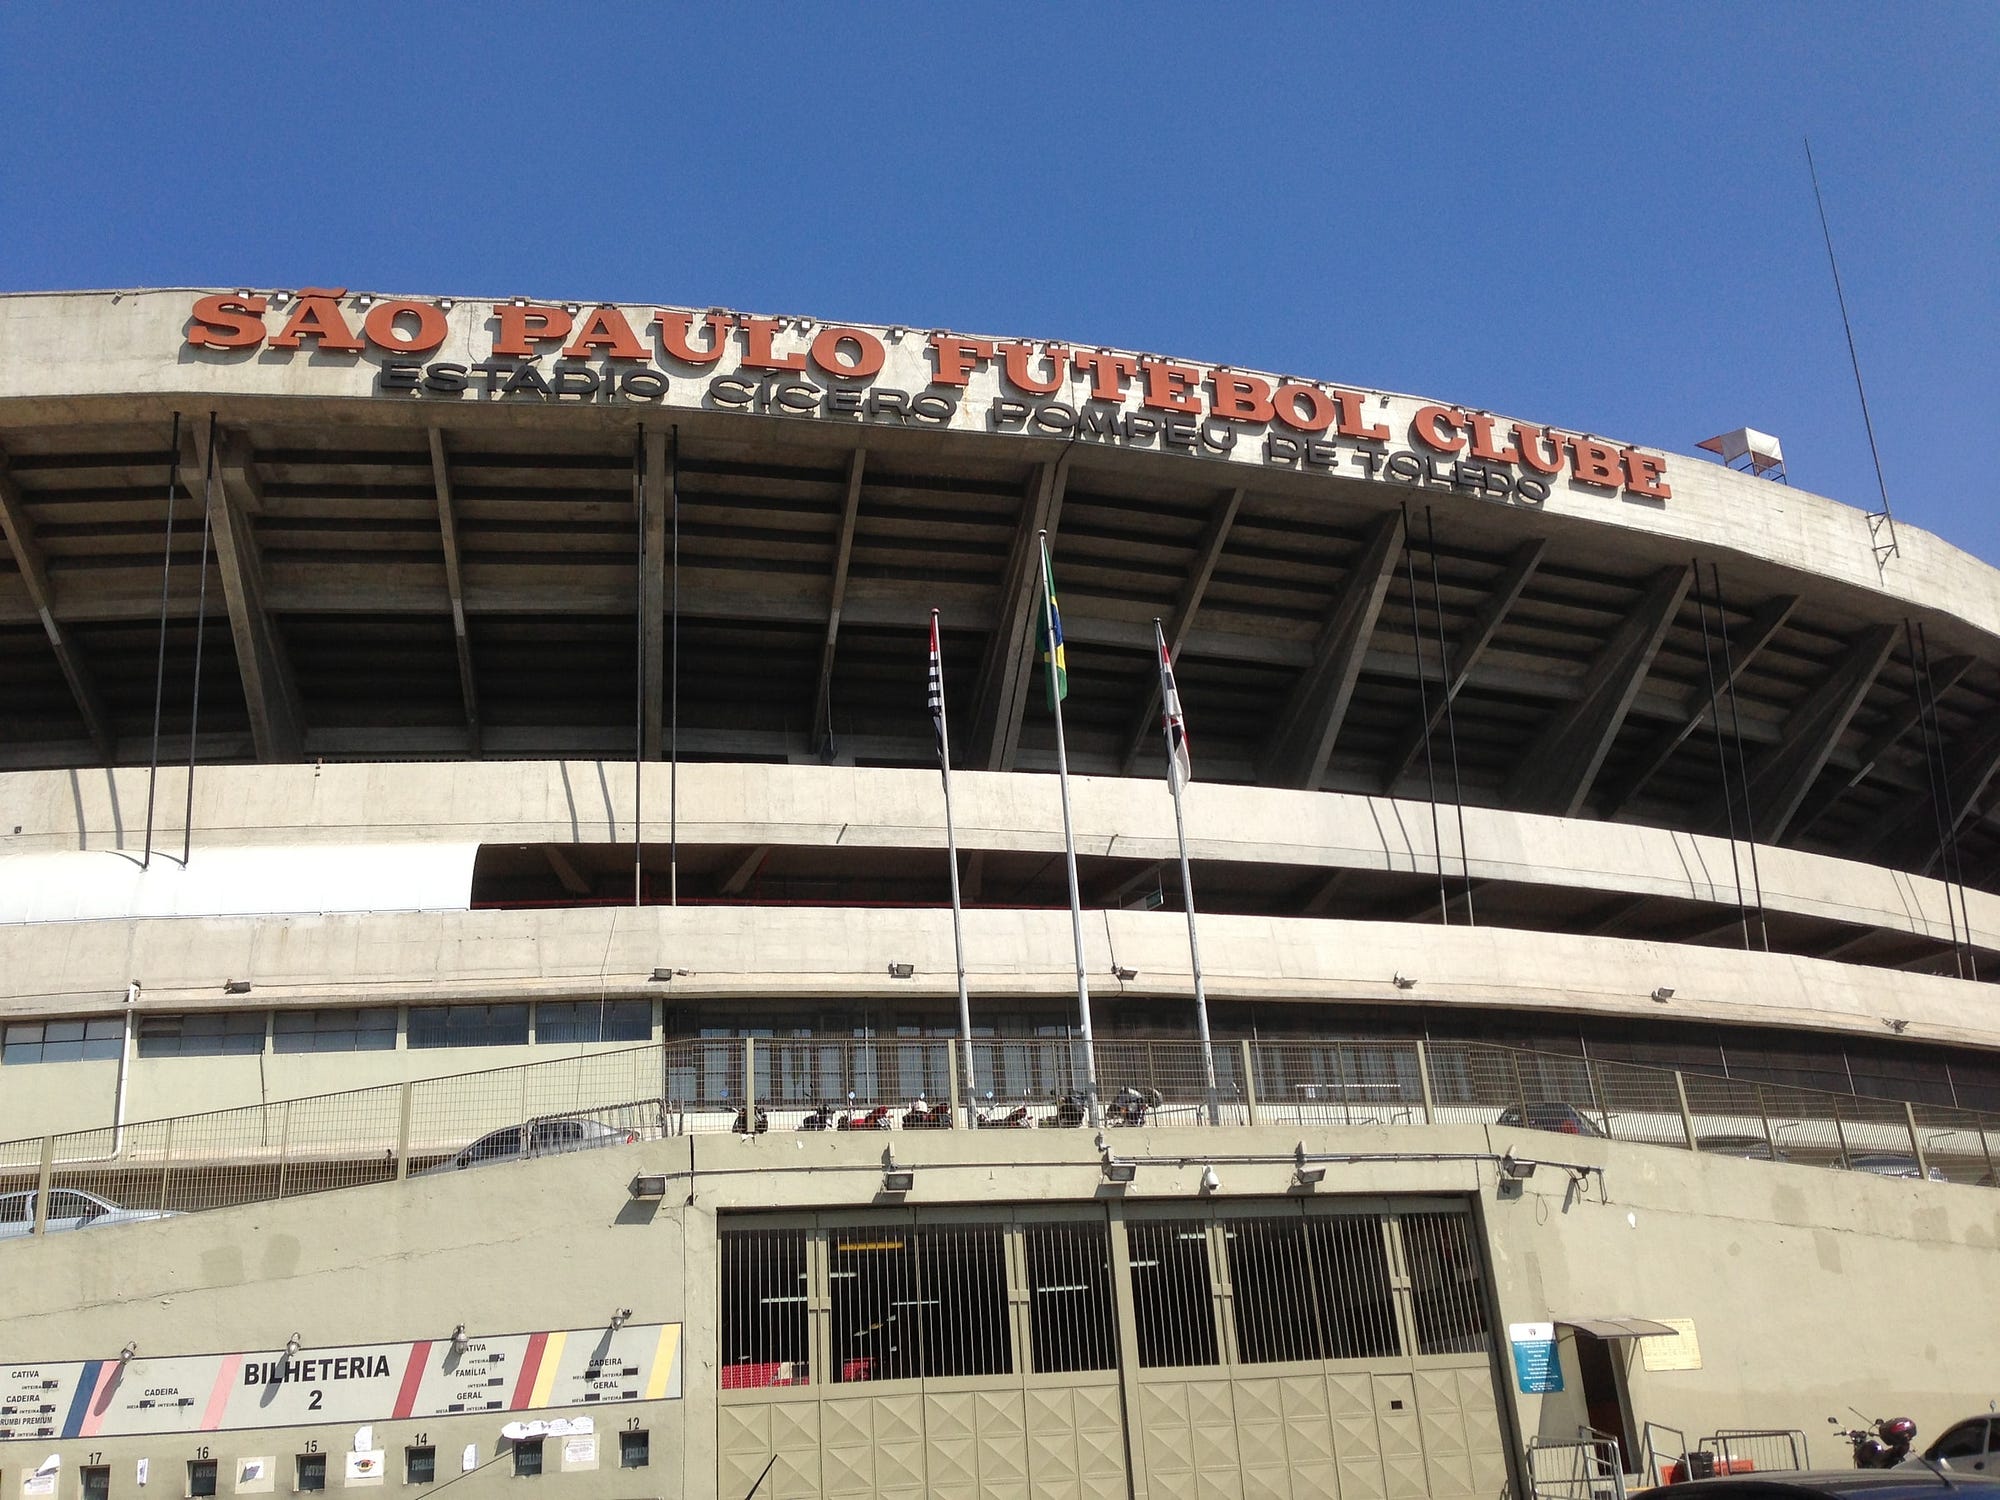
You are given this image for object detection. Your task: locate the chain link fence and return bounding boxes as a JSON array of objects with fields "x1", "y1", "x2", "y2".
[{"x1": 3, "y1": 1034, "x2": 1995, "y2": 1232}]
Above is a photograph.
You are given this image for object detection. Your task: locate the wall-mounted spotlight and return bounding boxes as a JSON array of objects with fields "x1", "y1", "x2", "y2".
[
  {"x1": 118, "y1": 1342, "x2": 139, "y2": 1368},
  {"x1": 1393, "y1": 973, "x2": 1417, "y2": 990},
  {"x1": 1292, "y1": 1142, "x2": 1326, "y2": 1189},
  {"x1": 649, "y1": 967, "x2": 687, "y2": 982},
  {"x1": 629, "y1": 1172, "x2": 668, "y2": 1199},
  {"x1": 354, "y1": 294, "x2": 374, "y2": 308},
  {"x1": 224, "y1": 979, "x2": 252, "y2": 995},
  {"x1": 1498, "y1": 1152, "x2": 1537, "y2": 1183},
  {"x1": 1097, "y1": 1131, "x2": 1137, "y2": 1184},
  {"x1": 609, "y1": 1309, "x2": 631, "y2": 1331},
  {"x1": 449, "y1": 1326, "x2": 470, "y2": 1357},
  {"x1": 1199, "y1": 1164, "x2": 1220, "y2": 1194},
  {"x1": 284, "y1": 1333, "x2": 302, "y2": 1361},
  {"x1": 881, "y1": 1150, "x2": 914, "y2": 1195},
  {"x1": 1112, "y1": 965, "x2": 1138, "y2": 982},
  {"x1": 1883, "y1": 1017, "x2": 1910, "y2": 1034},
  {"x1": 509, "y1": 297, "x2": 529, "y2": 308},
  {"x1": 887, "y1": 962, "x2": 915, "y2": 980},
  {"x1": 1651, "y1": 986, "x2": 1675, "y2": 1003},
  {"x1": 438, "y1": 298, "x2": 455, "y2": 312},
  {"x1": 269, "y1": 291, "x2": 292, "y2": 308}
]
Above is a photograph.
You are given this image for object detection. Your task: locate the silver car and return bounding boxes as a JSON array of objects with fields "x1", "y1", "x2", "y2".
[
  {"x1": 416, "y1": 1114, "x2": 640, "y2": 1177},
  {"x1": 0, "y1": 1188, "x2": 180, "y2": 1241}
]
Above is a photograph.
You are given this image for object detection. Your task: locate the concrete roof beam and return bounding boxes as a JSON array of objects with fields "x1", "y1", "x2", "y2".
[
  {"x1": 1503, "y1": 564, "x2": 1694, "y2": 817},
  {"x1": 427, "y1": 428, "x2": 481, "y2": 754},
  {"x1": 184, "y1": 424, "x2": 304, "y2": 763},
  {"x1": 0, "y1": 446, "x2": 115, "y2": 762},
  {"x1": 1261, "y1": 509, "x2": 1406, "y2": 790},
  {"x1": 1718, "y1": 622, "x2": 1898, "y2": 843}
]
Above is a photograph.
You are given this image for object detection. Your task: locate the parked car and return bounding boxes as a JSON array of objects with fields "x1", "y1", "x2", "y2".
[
  {"x1": 1925, "y1": 1416, "x2": 1999, "y2": 1473},
  {"x1": 416, "y1": 1114, "x2": 639, "y2": 1176},
  {"x1": 1671, "y1": 1469, "x2": 2000, "y2": 1497},
  {"x1": 0, "y1": 1188, "x2": 180, "y2": 1241},
  {"x1": 1841, "y1": 1153, "x2": 1948, "y2": 1183},
  {"x1": 1495, "y1": 1102, "x2": 1605, "y2": 1137},
  {"x1": 1698, "y1": 1134, "x2": 1791, "y2": 1162}
]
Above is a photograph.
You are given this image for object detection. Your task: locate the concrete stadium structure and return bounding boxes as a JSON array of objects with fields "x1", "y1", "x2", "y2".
[{"x1": 1, "y1": 287, "x2": 1997, "y2": 1500}]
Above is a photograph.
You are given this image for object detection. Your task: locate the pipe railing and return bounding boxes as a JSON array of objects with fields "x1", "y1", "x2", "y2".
[{"x1": 1, "y1": 1034, "x2": 1994, "y2": 1231}]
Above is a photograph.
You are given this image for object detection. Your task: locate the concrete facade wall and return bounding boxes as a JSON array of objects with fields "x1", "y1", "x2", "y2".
[
  {"x1": 2, "y1": 762, "x2": 1992, "y2": 954},
  {"x1": 2, "y1": 1126, "x2": 1997, "y2": 1500}
]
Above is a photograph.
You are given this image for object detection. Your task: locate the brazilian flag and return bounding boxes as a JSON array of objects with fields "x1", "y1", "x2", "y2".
[{"x1": 1039, "y1": 542, "x2": 1068, "y2": 711}]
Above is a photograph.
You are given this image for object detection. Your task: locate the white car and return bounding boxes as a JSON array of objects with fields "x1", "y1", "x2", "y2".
[
  {"x1": 415, "y1": 1114, "x2": 641, "y2": 1177},
  {"x1": 0, "y1": 1188, "x2": 180, "y2": 1241}
]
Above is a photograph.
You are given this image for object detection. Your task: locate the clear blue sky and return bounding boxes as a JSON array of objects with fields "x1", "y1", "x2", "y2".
[{"x1": 3, "y1": 4, "x2": 1994, "y2": 562}]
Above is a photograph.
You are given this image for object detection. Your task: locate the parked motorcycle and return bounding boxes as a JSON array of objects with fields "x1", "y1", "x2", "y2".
[
  {"x1": 975, "y1": 1095, "x2": 1030, "y2": 1129},
  {"x1": 799, "y1": 1102, "x2": 837, "y2": 1131},
  {"x1": 1106, "y1": 1086, "x2": 1163, "y2": 1127},
  {"x1": 732, "y1": 1104, "x2": 770, "y2": 1135},
  {"x1": 1828, "y1": 1415, "x2": 1918, "y2": 1469},
  {"x1": 838, "y1": 1104, "x2": 893, "y2": 1132},
  {"x1": 902, "y1": 1097, "x2": 953, "y2": 1130},
  {"x1": 1038, "y1": 1091, "x2": 1088, "y2": 1129}
]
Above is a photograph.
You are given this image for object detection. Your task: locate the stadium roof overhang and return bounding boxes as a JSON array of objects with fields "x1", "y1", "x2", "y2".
[{"x1": 0, "y1": 288, "x2": 1994, "y2": 903}]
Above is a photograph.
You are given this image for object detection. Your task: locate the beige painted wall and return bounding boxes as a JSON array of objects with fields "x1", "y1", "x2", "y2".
[{"x1": 3, "y1": 1126, "x2": 1998, "y2": 1498}]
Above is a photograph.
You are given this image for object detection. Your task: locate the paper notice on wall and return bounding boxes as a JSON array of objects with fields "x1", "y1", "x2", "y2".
[
  {"x1": 1640, "y1": 1317, "x2": 1702, "y2": 1371},
  {"x1": 344, "y1": 1451, "x2": 384, "y2": 1482},
  {"x1": 135, "y1": 1461, "x2": 149, "y2": 1488},
  {"x1": 562, "y1": 1437, "x2": 596, "y2": 1467},
  {"x1": 460, "y1": 1445, "x2": 477, "y2": 1473}
]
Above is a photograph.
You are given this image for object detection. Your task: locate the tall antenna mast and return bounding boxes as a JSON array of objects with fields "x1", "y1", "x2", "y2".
[{"x1": 1806, "y1": 137, "x2": 1899, "y2": 574}]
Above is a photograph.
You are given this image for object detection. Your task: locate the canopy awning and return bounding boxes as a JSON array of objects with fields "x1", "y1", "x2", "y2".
[{"x1": 1556, "y1": 1316, "x2": 1678, "y2": 1340}]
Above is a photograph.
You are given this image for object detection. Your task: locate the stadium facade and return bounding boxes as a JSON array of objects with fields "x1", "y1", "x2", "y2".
[{"x1": 0, "y1": 287, "x2": 1996, "y2": 1500}]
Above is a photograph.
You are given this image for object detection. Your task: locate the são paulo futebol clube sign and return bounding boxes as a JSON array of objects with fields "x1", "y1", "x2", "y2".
[{"x1": 170, "y1": 287, "x2": 1673, "y2": 513}]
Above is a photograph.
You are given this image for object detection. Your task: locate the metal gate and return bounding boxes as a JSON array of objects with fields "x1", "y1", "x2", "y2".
[{"x1": 716, "y1": 1197, "x2": 1509, "y2": 1500}]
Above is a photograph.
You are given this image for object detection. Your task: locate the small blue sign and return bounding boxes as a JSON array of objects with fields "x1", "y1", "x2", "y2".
[{"x1": 1509, "y1": 1321, "x2": 1563, "y2": 1394}]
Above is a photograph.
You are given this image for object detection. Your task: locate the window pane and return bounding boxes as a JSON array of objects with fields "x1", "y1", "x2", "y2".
[
  {"x1": 140, "y1": 1013, "x2": 265, "y2": 1057},
  {"x1": 274, "y1": 1007, "x2": 399, "y2": 1053},
  {"x1": 1305, "y1": 1215, "x2": 1401, "y2": 1360},
  {"x1": 1026, "y1": 1222, "x2": 1117, "y2": 1373},
  {"x1": 914, "y1": 1224, "x2": 1010, "y2": 1379},
  {"x1": 1403, "y1": 1212, "x2": 1491, "y2": 1355},
  {"x1": 720, "y1": 1229, "x2": 810, "y2": 1389},
  {"x1": 537, "y1": 1000, "x2": 650, "y2": 1044},
  {"x1": 409, "y1": 1004, "x2": 527, "y2": 1049},
  {"x1": 830, "y1": 1229, "x2": 917, "y2": 1383},
  {"x1": 1128, "y1": 1219, "x2": 1219, "y2": 1368},
  {"x1": 1225, "y1": 1217, "x2": 1323, "y2": 1364}
]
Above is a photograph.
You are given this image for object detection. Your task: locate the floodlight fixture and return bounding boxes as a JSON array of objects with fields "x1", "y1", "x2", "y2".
[
  {"x1": 887, "y1": 962, "x2": 915, "y2": 980},
  {"x1": 629, "y1": 1173, "x2": 669, "y2": 1199}
]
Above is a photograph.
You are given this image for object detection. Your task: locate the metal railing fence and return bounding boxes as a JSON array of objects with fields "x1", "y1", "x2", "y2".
[{"x1": 2, "y1": 1032, "x2": 1995, "y2": 1231}]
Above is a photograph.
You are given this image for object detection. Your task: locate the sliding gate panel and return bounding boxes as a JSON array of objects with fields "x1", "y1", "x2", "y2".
[
  {"x1": 719, "y1": 1208, "x2": 1127, "y2": 1500},
  {"x1": 1122, "y1": 1199, "x2": 1506, "y2": 1500}
]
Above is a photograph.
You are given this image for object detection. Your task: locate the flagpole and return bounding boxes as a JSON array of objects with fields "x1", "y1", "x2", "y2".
[
  {"x1": 930, "y1": 609, "x2": 977, "y2": 1127},
  {"x1": 1157, "y1": 618, "x2": 1220, "y2": 1125},
  {"x1": 1039, "y1": 531, "x2": 1100, "y2": 1126}
]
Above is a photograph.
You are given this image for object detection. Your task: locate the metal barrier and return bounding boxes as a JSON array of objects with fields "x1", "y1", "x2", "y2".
[
  {"x1": 1706, "y1": 1429, "x2": 1810, "y2": 1474},
  {"x1": 2, "y1": 1033, "x2": 1996, "y2": 1233},
  {"x1": 1638, "y1": 1423, "x2": 1689, "y2": 1487},
  {"x1": 1526, "y1": 1436, "x2": 1626, "y2": 1500}
]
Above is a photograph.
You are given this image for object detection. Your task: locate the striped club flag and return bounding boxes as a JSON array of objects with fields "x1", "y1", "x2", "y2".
[
  {"x1": 1157, "y1": 629, "x2": 1192, "y2": 791},
  {"x1": 1039, "y1": 539, "x2": 1068, "y2": 711},
  {"x1": 927, "y1": 611, "x2": 947, "y2": 768}
]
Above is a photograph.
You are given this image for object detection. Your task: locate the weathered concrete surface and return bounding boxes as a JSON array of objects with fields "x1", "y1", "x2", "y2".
[{"x1": 2, "y1": 761, "x2": 1992, "y2": 950}]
